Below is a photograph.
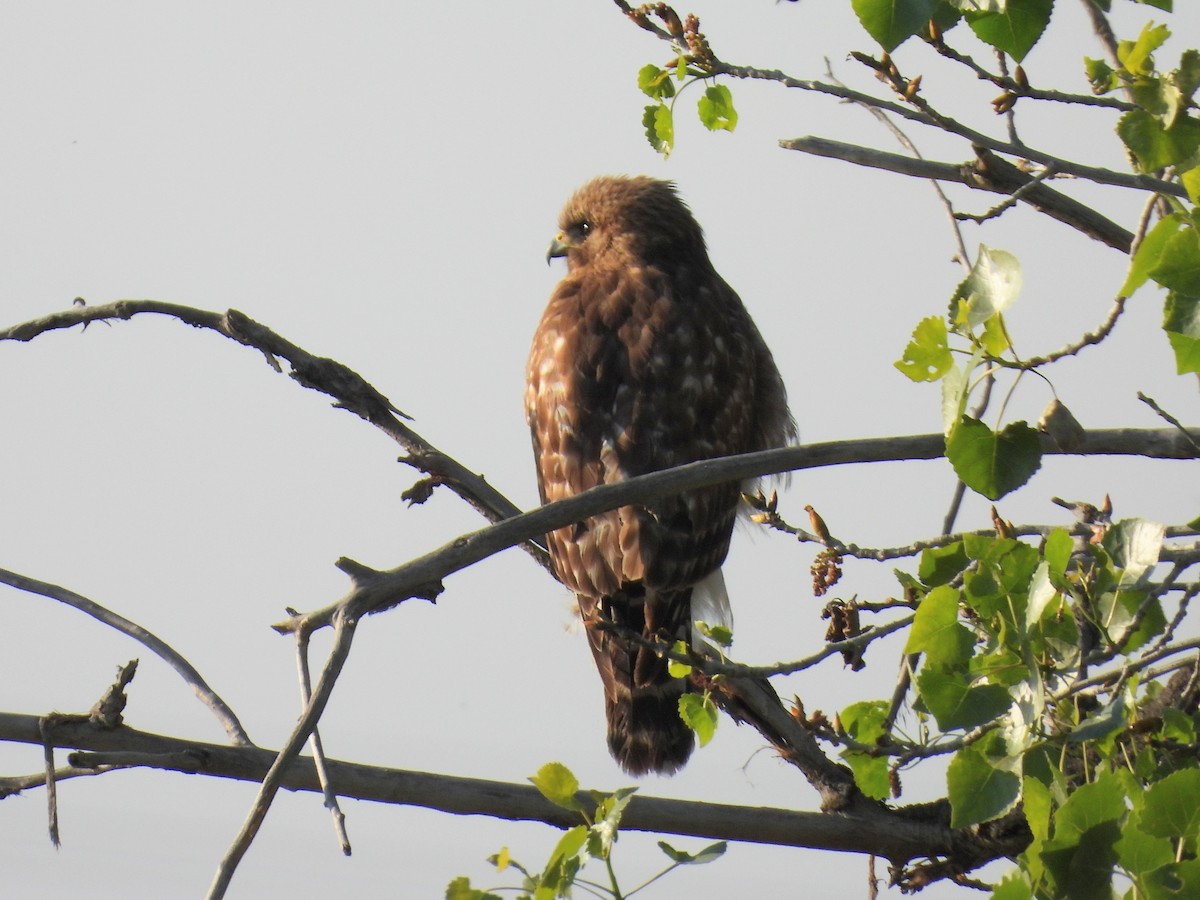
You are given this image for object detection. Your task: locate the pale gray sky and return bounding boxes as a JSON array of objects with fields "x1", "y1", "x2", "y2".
[{"x1": 2, "y1": 2, "x2": 1197, "y2": 897}]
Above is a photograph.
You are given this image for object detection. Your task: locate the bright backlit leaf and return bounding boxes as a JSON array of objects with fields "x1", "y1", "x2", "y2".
[
  {"x1": 529, "y1": 762, "x2": 583, "y2": 812},
  {"x1": 895, "y1": 315, "x2": 953, "y2": 381},
  {"x1": 1117, "y1": 21, "x2": 1171, "y2": 76},
  {"x1": 637, "y1": 64, "x2": 675, "y2": 100},
  {"x1": 657, "y1": 840, "x2": 727, "y2": 865},
  {"x1": 697, "y1": 84, "x2": 737, "y2": 132},
  {"x1": 643, "y1": 104, "x2": 674, "y2": 157},
  {"x1": 954, "y1": 246, "x2": 1023, "y2": 330},
  {"x1": 678, "y1": 693, "x2": 718, "y2": 746}
]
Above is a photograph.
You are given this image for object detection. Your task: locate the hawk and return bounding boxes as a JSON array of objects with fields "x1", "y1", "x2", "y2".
[{"x1": 526, "y1": 176, "x2": 794, "y2": 775}]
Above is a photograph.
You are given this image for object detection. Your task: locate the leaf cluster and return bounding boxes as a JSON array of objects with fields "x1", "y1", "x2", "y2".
[{"x1": 447, "y1": 762, "x2": 725, "y2": 899}]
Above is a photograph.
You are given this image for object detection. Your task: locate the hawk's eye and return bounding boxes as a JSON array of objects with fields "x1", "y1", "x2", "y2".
[{"x1": 573, "y1": 220, "x2": 591, "y2": 241}]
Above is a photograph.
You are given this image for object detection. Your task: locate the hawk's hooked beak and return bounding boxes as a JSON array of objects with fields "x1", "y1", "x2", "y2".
[{"x1": 546, "y1": 232, "x2": 572, "y2": 265}]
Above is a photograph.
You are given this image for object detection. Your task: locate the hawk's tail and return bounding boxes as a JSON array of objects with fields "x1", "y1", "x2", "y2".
[
  {"x1": 603, "y1": 674, "x2": 694, "y2": 776},
  {"x1": 585, "y1": 586, "x2": 697, "y2": 777}
]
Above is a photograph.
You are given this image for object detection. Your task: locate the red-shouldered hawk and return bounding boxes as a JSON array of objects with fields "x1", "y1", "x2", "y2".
[{"x1": 526, "y1": 176, "x2": 794, "y2": 775}]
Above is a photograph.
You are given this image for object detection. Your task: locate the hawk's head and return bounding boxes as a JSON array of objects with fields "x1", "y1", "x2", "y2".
[{"x1": 547, "y1": 176, "x2": 709, "y2": 272}]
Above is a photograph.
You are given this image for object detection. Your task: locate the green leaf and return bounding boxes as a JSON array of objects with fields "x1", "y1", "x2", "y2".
[
  {"x1": 697, "y1": 84, "x2": 737, "y2": 132},
  {"x1": 843, "y1": 750, "x2": 891, "y2": 800},
  {"x1": 694, "y1": 621, "x2": 733, "y2": 648},
  {"x1": 529, "y1": 763, "x2": 583, "y2": 812},
  {"x1": 1177, "y1": 49, "x2": 1200, "y2": 102},
  {"x1": 953, "y1": 246, "x2": 1023, "y2": 331},
  {"x1": 851, "y1": 0, "x2": 937, "y2": 52},
  {"x1": 657, "y1": 840, "x2": 727, "y2": 865},
  {"x1": 895, "y1": 315, "x2": 953, "y2": 381},
  {"x1": 1116, "y1": 820, "x2": 1175, "y2": 882},
  {"x1": 964, "y1": 0, "x2": 1053, "y2": 62},
  {"x1": 1024, "y1": 774, "x2": 1053, "y2": 843},
  {"x1": 979, "y1": 312, "x2": 1011, "y2": 356},
  {"x1": 946, "y1": 417, "x2": 1042, "y2": 501},
  {"x1": 1084, "y1": 56, "x2": 1119, "y2": 93},
  {"x1": 637, "y1": 64, "x2": 676, "y2": 100},
  {"x1": 840, "y1": 699, "x2": 889, "y2": 742},
  {"x1": 1118, "y1": 21, "x2": 1171, "y2": 77},
  {"x1": 1118, "y1": 108, "x2": 1200, "y2": 171},
  {"x1": 1150, "y1": 226, "x2": 1200, "y2": 295},
  {"x1": 1068, "y1": 690, "x2": 1128, "y2": 743},
  {"x1": 1040, "y1": 773, "x2": 1126, "y2": 899},
  {"x1": 642, "y1": 104, "x2": 674, "y2": 157},
  {"x1": 1103, "y1": 518, "x2": 1165, "y2": 588},
  {"x1": 1025, "y1": 561, "x2": 1059, "y2": 630},
  {"x1": 940, "y1": 347, "x2": 984, "y2": 436},
  {"x1": 539, "y1": 825, "x2": 588, "y2": 893},
  {"x1": 947, "y1": 742, "x2": 1021, "y2": 828},
  {"x1": 678, "y1": 693, "x2": 718, "y2": 746},
  {"x1": 989, "y1": 871, "x2": 1034, "y2": 900},
  {"x1": 1162, "y1": 707, "x2": 1197, "y2": 744},
  {"x1": 919, "y1": 540, "x2": 970, "y2": 586},
  {"x1": 445, "y1": 876, "x2": 504, "y2": 900},
  {"x1": 970, "y1": 647, "x2": 1028, "y2": 687},
  {"x1": 1122, "y1": 214, "x2": 1184, "y2": 296},
  {"x1": 917, "y1": 669, "x2": 1012, "y2": 730},
  {"x1": 667, "y1": 640, "x2": 692, "y2": 678},
  {"x1": 906, "y1": 584, "x2": 973, "y2": 668},
  {"x1": 1043, "y1": 529, "x2": 1074, "y2": 581},
  {"x1": 839, "y1": 700, "x2": 892, "y2": 800},
  {"x1": 1052, "y1": 771, "x2": 1127, "y2": 836},
  {"x1": 1141, "y1": 769, "x2": 1200, "y2": 839},
  {"x1": 590, "y1": 787, "x2": 636, "y2": 859},
  {"x1": 1020, "y1": 774, "x2": 1053, "y2": 886},
  {"x1": 1166, "y1": 318, "x2": 1200, "y2": 374}
]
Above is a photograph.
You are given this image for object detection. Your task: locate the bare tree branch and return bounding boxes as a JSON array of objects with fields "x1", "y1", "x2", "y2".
[
  {"x1": 0, "y1": 301, "x2": 551, "y2": 571},
  {"x1": 778, "y1": 138, "x2": 1135, "y2": 251},
  {"x1": 293, "y1": 626, "x2": 350, "y2": 855},
  {"x1": 0, "y1": 710, "x2": 1025, "y2": 868},
  {"x1": 274, "y1": 428, "x2": 1200, "y2": 633},
  {"x1": 0, "y1": 568, "x2": 252, "y2": 747}
]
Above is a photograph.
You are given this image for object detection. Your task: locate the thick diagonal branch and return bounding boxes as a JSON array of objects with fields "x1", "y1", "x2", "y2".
[{"x1": 780, "y1": 138, "x2": 1134, "y2": 251}]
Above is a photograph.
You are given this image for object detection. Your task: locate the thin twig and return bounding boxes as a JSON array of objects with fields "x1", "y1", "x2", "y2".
[
  {"x1": 825, "y1": 57, "x2": 973, "y2": 269},
  {"x1": 0, "y1": 568, "x2": 252, "y2": 747},
  {"x1": 1020, "y1": 295, "x2": 1128, "y2": 367},
  {"x1": 954, "y1": 164, "x2": 1058, "y2": 224},
  {"x1": 717, "y1": 61, "x2": 1185, "y2": 199},
  {"x1": 1158, "y1": 584, "x2": 1200, "y2": 650},
  {"x1": 38, "y1": 718, "x2": 59, "y2": 847},
  {"x1": 0, "y1": 764, "x2": 120, "y2": 797},
  {"x1": 930, "y1": 40, "x2": 1133, "y2": 111},
  {"x1": 294, "y1": 626, "x2": 351, "y2": 855},
  {"x1": 1138, "y1": 393, "x2": 1200, "y2": 453},
  {"x1": 207, "y1": 608, "x2": 359, "y2": 899}
]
